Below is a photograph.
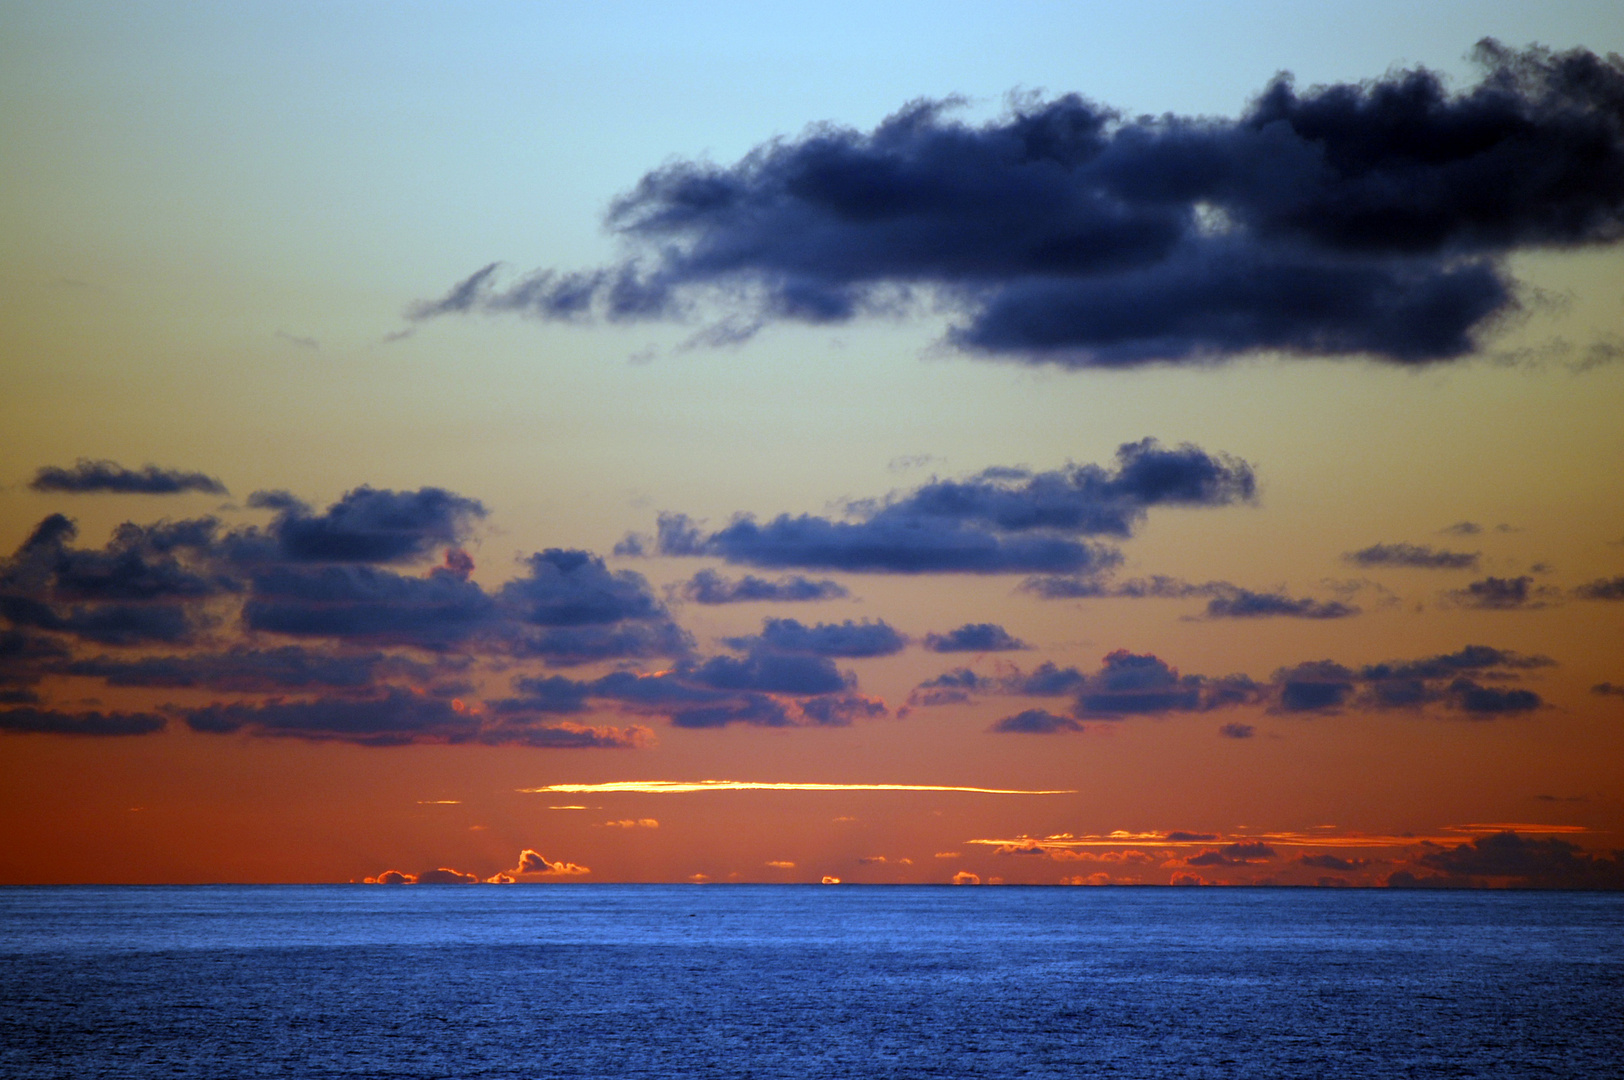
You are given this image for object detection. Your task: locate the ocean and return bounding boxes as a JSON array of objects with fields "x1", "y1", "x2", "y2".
[{"x1": 2, "y1": 885, "x2": 1620, "y2": 1078}]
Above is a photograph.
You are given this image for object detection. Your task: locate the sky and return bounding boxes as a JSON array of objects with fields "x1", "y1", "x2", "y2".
[{"x1": 2, "y1": 1, "x2": 1623, "y2": 887}]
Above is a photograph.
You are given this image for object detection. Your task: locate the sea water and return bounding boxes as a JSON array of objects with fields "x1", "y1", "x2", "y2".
[{"x1": 2, "y1": 885, "x2": 1620, "y2": 1078}]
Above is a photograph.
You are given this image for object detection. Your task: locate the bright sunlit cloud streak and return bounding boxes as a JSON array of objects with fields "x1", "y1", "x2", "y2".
[{"x1": 523, "y1": 780, "x2": 1077, "y2": 795}]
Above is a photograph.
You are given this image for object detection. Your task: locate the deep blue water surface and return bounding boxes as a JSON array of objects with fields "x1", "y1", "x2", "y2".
[{"x1": 2, "y1": 886, "x2": 1620, "y2": 1078}]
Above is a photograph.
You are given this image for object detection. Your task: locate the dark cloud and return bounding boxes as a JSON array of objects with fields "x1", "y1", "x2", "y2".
[
  {"x1": 1004, "y1": 661, "x2": 1088, "y2": 697},
  {"x1": 1217, "y1": 722, "x2": 1254, "y2": 739},
  {"x1": 924, "y1": 622, "x2": 1029, "y2": 652},
  {"x1": 676, "y1": 569, "x2": 848, "y2": 604},
  {"x1": 648, "y1": 440, "x2": 1248, "y2": 574},
  {"x1": 1186, "y1": 842, "x2": 1276, "y2": 867},
  {"x1": 510, "y1": 621, "x2": 693, "y2": 667},
  {"x1": 0, "y1": 515, "x2": 229, "y2": 646},
  {"x1": 1344, "y1": 542, "x2": 1479, "y2": 569},
  {"x1": 692, "y1": 649, "x2": 851, "y2": 694},
  {"x1": 1203, "y1": 588, "x2": 1357, "y2": 619},
  {"x1": 1277, "y1": 645, "x2": 1553, "y2": 714},
  {"x1": 1390, "y1": 832, "x2": 1624, "y2": 890},
  {"x1": 1077, "y1": 651, "x2": 1214, "y2": 716},
  {"x1": 990, "y1": 708, "x2": 1085, "y2": 734},
  {"x1": 30, "y1": 460, "x2": 227, "y2": 496},
  {"x1": 906, "y1": 667, "x2": 986, "y2": 706},
  {"x1": 1448, "y1": 678, "x2": 1542, "y2": 715},
  {"x1": 244, "y1": 564, "x2": 498, "y2": 649},
  {"x1": 1021, "y1": 574, "x2": 1353, "y2": 618},
  {"x1": 1574, "y1": 575, "x2": 1624, "y2": 600},
  {"x1": 798, "y1": 693, "x2": 888, "y2": 726},
  {"x1": 501, "y1": 549, "x2": 664, "y2": 626},
  {"x1": 1592, "y1": 682, "x2": 1624, "y2": 698},
  {"x1": 1299, "y1": 854, "x2": 1371, "y2": 872},
  {"x1": 182, "y1": 687, "x2": 644, "y2": 748},
  {"x1": 249, "y1": 486, "x2": 486, "y2": 564},
  {"x1": 417, "y1": 43, "x2": 1624, "y2": 365},
  {"x1": 1449, "y1": 575, "x2": 1551, "y2": 609},
  {"x1": 1443, "y1": 521, "x2": 1484, "y2": 535},
  {"x1": 1272, "y1": 660, "x2": 1358, "y2": 712},
  {"x1": 723, "y1": 617, "x2": 906, "y2": 657},
  {"x1": 0, "y1": 706, "x2": 166, "y2": 736}
]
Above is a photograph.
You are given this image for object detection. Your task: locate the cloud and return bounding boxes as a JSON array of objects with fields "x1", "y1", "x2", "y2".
[
  {"x1": 515, "y1": 848, "x2": 592, "y2": 876},
  {"x1": 675, "y1": 569, "x2": 848, "y2": 603},
  {"x1": 247, "y1": 486, "x2": 486, "y2": 565},
  {"x1": 647, "y1": 440, "x2": 1250, "y2": 574},
  {"x1": 501, "y1": 549, "x2": 664, "y2": 626},
  {"x1": 415, "y1": 43, "x2": 1624, "y2": 365},
  {"x1": 1276, "y1": 645, "x2": 1552, "y2": 714},
  {"x1": 723, "y1": 617, "x2": 906, "y2": 657},
  {"x1": 0, "y1": 515, "x2": 230, "y2": 646},
  {"x1": 1344, "y1": 542, "x2": 1479, "y2": 569},
  {"x1": 1185, "y1": 842, "x2": 1277, "y2": 867},
  {"x1": 64, "y1": 646, "x2": 425, "y2": 692},
  {"x1": 1389, "y1": 832, "x2": 1624, "y2": 889},
  {"x1": 0, "y1": 706, "x2": 166, "y2": 736},
  {"x1": 1593, "y1": 682, "x2": 1624, "y2": 698},
  {"x1": 1448, "y1": 575, "x2": 1553, "y2": 609},
  {"x1": 1202, "y1": 588, "x2": 1357, "y2": 620},
  {"x1": 244, "y1": 563, "x2": 499, "y2": 649},
  {"x1": 1299, "y1": 854, "x2": 1372, "y2": 872},
  {"x1": 924, "y1": 622, "x2": 1028, "y2": 652},
  {"x1": 1217, "y1": 722, "x2": 1255, "y2": 739},
  {"x1": 603, "y1": 818, "x2": 659, "y2": 829},
  {"x1": 990, "y1": 708, "x2": 1085, "y2": 734},
  {"x1": 1574, "y1": 575, "x2": 1624, "y2": 600},
  {"x1": 182, "y1": 687, "x2": 647, "y2": 748},
  {"x1": 951, "y1": 871, "x2": 981, "y2": 885},
  {"x1": 30, "y1": 460, "x2": 227, "y2": 496},
  {"x1": 414, "y1": 867, "x2": 480, "y2": 885},
  {"x1": 1020, "y1": 573, "x2": 1354, "y2": 618}
]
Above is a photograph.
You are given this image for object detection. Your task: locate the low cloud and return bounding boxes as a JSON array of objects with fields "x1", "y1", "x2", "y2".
[
  {"x1": 1574, "y1": 575, "x2": 1624, "y2": 600},
  {"x1": 1448, "y1": 575, "x2": 1556, "y2": 609},
  {"x1": 1389, "y1": 832, "x2": 1624, "y2": 889},
  {"x1": 0, "y1": 706, "x2": 166, "y2": 736}
]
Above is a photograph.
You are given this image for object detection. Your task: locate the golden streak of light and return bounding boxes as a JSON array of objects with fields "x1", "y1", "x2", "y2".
[{"x1": 521, "y1": 780, "x2": 1077, "y2": 795}]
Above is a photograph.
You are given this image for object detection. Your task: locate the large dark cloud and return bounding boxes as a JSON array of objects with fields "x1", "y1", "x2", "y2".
[
  {"x1": 645, "y1": 440, "x2": 1249, "y2": 574},
  {"x1": 723, "y1": 617, "x2": 906, "y2": 657},
  {"x1": 1390, "y1": 832, "x2": 1624, "y2": 889},
  {"x1": 30, "y1": 460, "x2": 227, "y2": 496},
  {"x1": 415, "y1": 42, "x2": 1624, "y2": 365},
  {"x1": 675, "y1": 569, "x2": 848, "y2": 604},
  {"x1": 0, "y1": 515, "x2": 230, "y2": 646},
  {"x1": 1344, "y1": 542, "x2": 1479, "y2": 569},
  {"x1": 990, "y1": 708, "x2": 1084, "y2": 734}
]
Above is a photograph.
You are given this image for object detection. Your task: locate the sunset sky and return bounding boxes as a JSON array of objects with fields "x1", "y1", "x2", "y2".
[{"x1": 3, "y1": 1, "x2": 1623, "y2": 887}]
